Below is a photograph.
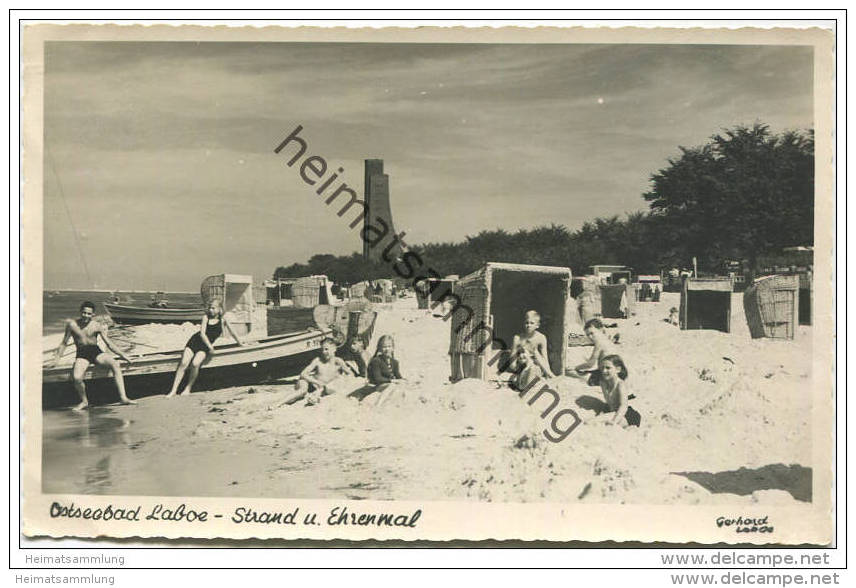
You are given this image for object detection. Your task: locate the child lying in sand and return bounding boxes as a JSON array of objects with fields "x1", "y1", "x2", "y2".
[
  {"x1": 282, "y1": 338, "x2": 351, "y2": 406},
  {"x1": 507, "y1": 310, "x2": 555, "y2": 391},
  {"x1": 598, "y1": 354, "x2": 641, "y2": 427},
  {"x1": 570, "y1": 318, "x2": 615, "y2": 385}
]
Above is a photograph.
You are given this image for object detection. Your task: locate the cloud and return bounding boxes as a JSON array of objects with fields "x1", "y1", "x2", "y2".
[{"x1": 43, "y1": 42, "x2": 814, "y2": 289}]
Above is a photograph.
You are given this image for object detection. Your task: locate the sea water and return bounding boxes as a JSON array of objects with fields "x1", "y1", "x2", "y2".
[
  {"x1": 38, "y1": 290, "x2": 204, "y2": 495},
  {"x1": 40, "y1": 290, "x2": 202, "y2": 335}
]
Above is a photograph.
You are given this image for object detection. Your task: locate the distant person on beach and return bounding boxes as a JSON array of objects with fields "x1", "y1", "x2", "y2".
[
  {"x1": 150, "y1": 293, "x2": 169, "y2": 308},
  {"x1": 166, "y1": 299, "x2": 242, "y2": 397},
  {"x1": 50, "y1": 301, "x2": 135, "y2": 410},
  {"x1": 666, "y1": 306, "x2": 680, "y2": 326},
  {"x1": 284, "y1": 338, "x2": 351, "y2": 406},
  {"x1": 507, "y1": 310, "x2": 555, "y2": 391},
  {"x1": 570, "y1": 318, "x2": 615, "y2": 386},
  {"x1": 598, "y1": 354, "x2": 640, "y2": 427}
]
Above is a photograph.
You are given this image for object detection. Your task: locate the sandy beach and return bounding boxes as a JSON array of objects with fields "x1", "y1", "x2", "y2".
[{"x1": 42, "y1": 292, "x2": 812, "y2": 505}]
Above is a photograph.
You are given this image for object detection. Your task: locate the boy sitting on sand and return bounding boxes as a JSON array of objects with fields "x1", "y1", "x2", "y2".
[
  {"x1": 507, "y1": 310, "x2": 555, "y2": 391},
  {"x1": 282, "y1": 338, "x2": 351, "y2": 406},
  {"x1": 569, "y1": 318, "x2": 615, "y2": 386}
]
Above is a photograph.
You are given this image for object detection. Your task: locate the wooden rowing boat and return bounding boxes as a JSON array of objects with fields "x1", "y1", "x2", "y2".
[
  {"x1": 103, "y1": 302, "x2": 205, "y2": 324},
  {"x1": 42, "y1": 328, "x2": 330, "y2": 409}
]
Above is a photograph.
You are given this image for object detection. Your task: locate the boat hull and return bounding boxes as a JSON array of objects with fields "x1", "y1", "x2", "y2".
[
  {"x1": 103, "y1": 302, "x2": 205, "y2": 324},
  {"x1": 42, "y1": 329, "x2": 327, "y2": 409},
  {"x1": 267, "y1": 306, "x2": 316, "y2": 336}
]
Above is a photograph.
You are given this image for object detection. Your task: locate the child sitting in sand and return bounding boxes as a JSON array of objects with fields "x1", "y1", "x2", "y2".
[
  {"x1": 337, "y1": 337, "x2": 368, "y2": 378},
  {"x1": 665, "y1": 307, "x2": 680, "y2": 326},
  {"x1": 353, "y1": 335, "x2": 405, "y2": 405},
  {"x1": 507, "y1": 310, "x2": 555, "y2": 391},
  {"x1": 283, "y1": 338, "x2": 351, "y2": 406},
  {"x1": 598, "y1": 354, "x2": 640, "y2": 427},
  {"x1": 570, "y1": 318, "x2": 615, "y2": 385}
]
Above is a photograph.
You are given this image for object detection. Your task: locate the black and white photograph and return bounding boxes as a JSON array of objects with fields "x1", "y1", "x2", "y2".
[{"x1": 20, "y1": 22, "x2": 836, "y2": 544}]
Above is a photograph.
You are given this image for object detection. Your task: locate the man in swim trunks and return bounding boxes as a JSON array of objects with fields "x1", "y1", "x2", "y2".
[{"x1": 50, "y1": 301, "x2": 135, "y2": 410}]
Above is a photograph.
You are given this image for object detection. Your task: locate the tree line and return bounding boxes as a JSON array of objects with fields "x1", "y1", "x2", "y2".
[{"x1": 274, "y1": 123, "x2": 814, "y2": 285}]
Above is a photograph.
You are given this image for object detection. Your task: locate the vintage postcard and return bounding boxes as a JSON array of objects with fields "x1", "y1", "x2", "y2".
[{"x1": 20, "y1": 22, "x2": 836, "y2": 544}]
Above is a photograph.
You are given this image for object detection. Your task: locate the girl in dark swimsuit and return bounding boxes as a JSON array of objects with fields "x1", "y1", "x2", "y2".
[{"x1": 166, "y1": 299, "x2": 242, "y2": 397}]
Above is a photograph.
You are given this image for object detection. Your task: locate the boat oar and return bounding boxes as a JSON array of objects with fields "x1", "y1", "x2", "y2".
[
  {"x1": 109, "y1": 336, "x2": 159, "y2": 349},
  {"x1": 42, "y1": 345, "x2": 76, "y2": 364},
  {"x1": 107, "y1": 338, "x2": 161, "y2": 361},
  {"x1": 44, "y1": 336, "x2": 157, "y2": 365},
  {"x1": 42, "y1": 344, "x2": 144, "y2": 365}
]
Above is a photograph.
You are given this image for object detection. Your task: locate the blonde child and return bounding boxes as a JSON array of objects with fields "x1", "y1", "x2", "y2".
[
  {"x1": 353, "y1": 335, "x2": 405, "y2": 405},
  {"x1": 167, "y1": 299, "x2": 242, "y2": 397},
  {"x1": 282, "y1": 337, "x2": 352, "y2": 406},
  {"x1": 367, "y1": 335, "x2": 404, "y2": 388},
  {"x1": 508, "y1": 310, "x2": 554, "y2": 391}
]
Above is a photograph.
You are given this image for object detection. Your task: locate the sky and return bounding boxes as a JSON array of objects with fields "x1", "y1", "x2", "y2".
[{"x1": 42, "y1": 42, "x2": 814, "y2": 290}]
